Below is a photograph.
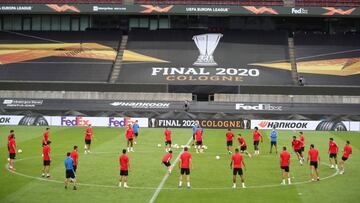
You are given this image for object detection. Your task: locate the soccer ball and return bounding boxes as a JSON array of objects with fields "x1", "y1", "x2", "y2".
[
  {"x1": 7, "y1": 158, "x2": 10, "y2": 162},
  {"x1": 18, "y1": 149, "x2": 23, "y2": 153},
  {"x1": 215, "y1": 156, "x2": 220, "y2": 160},
  {"x1": 176, "y1": 145, "x2": 180, "y2": 149},
  {"x1": 202, "y1": 145, "x2": 208, "y2": 149},
  {"x1": 157, "y1": 144, "x2": 161, "y2": 147}
]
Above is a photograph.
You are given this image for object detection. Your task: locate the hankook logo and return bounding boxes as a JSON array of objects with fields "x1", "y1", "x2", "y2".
[
  {"x1": 235, "y1": 103, "x2": 282, "y2": 111},
  {"x1": 110, "y1": 102, "x2": 170, "y2": 109}
]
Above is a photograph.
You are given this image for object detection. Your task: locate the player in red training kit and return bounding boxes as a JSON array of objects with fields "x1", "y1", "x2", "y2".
[
  {"x1": 70, "y1": 146, "x2": 79, "y2": 172},
  {"x1": 125, "y1": 124, "x2": 134, "y2": 152},
  {"x1": 253, "y1": 127, "x2": 263, "y2": 155},
  {"x1": 298, "y1": 132, "x2": 305, "y2": 156},
  {"x1": 226, "y1": 128, "x2": 235, "y2": 154},
  {"x1": 8, "y1": 134, "x2": 16, "y2": 170},
  {"x1": 280, "y1": 146, "x2": 291, "y2": 185},
  {"x1": 307, "y1": 144, "x2": 320, "y2": 181},
  {"x1": 7, "y1": 130, "x2": 15, "y2": 153},
  {"x1": 42, "y1": 140, "x2": 52, "y2": 178},
  {"x1": 292, "y1": 136, "x2": 304, "y2": 165},
  {"x1": 195, "y1": 128, "x2": 203, "y2": 153},
  {"x1": 328, "y1": 138, "x2": 339, "y2": 170},
  {"x1": 119, "y1": 149, "x2": 130, "y2": 188},
  {"x1": 237, "y1": 134, "x2": 251, "y2": 158},
  {"x1": 162, "y1": 150, "x2": 173, "y2": 173},
  {"x1": 164, "y1": 128, "x2": 172, "y2": 152},
  {"x1": 340, "y1": 140, "x2": 352, "y2": 175},
  {"x1": 179, "y1": 147, "x2": 192, "y2": 188},
  {"x1": 42, "y1": 128, "x2": 50, "y2": 146},
  {"x1": 230, "y1": 148, "x2": 246, "y2": 188},
  {"x1": 84, "y1": 124, "x2": 93, "y2": 154}
]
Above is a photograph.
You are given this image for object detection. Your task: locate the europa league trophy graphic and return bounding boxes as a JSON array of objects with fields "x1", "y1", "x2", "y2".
[
  {"x1": 193, "y1": 33, "x2": 223, "y2": 66},
  {"x1": 150, "y1": 118, "x2": 156, "y2": 128}
]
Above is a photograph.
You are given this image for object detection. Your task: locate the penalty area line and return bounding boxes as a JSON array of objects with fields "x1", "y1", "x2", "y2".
[{"x1": 148, "y1": 136, "x2": 194, "y2": 203}]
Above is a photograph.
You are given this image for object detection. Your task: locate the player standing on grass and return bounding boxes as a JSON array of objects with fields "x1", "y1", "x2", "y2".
[
  {"x1": 226, "y1": 128, "x2": 235, "y2": 154},
  {"x1": 42, "y1": 140, "x2": 51, "y2": 178},
  {"x1": 162, "y1": 150, "x2": 173, "y2": 173},
  {"x1": 42, "y1": 128, "x2": 50, "y2": 146},
  {"x1": 299, "y1": 132, "x2": 305, "y2": 156},
  {"x1": 292, "y1": 136, "x2": 304, "y2": 165},
  {"x1": 328, "y1": 138, "x2": 339, "y2": 170},
  {"x1": 84, "y1": 124, "x2": 93, "y2": 154},
  {"x1": 70, "y1": 146, "x2": 79, "y2": 172},
  {"x1": 126, "y1": 124, "x2": 134, "y2": 152},
  {"x1": 280, "y1": 146, "x2": 291, "y2": 185},
  {"x1": 7, "y1": 130, "x2": 15, "y2": 152},
  {"x1": 133, "y1": 120, "x2": 140, "y2": 144},
  {"x1": 8, "y1": 134, "x2": 16, "y2": 170},
  {"x1": 307, "y1": 144, "x2": 320, "y2": 181},
  {"x1": 191, "y1": 123, "x2": 198, "y2": 146},
  {"x1": 253, "y1": 127, "x2": 263, "y2": 155},
  {"x1": 230, "y1": 148, "x2": 246, "y2": 188},
  {"x1": 269, "y1": 127, "x2": 278, "y2": 154},
  {"x1": 179, "y1": 147, "x2": 192, "y2": 188},
  {"x1": 64, "y1": 152, "x2": 77, "y2": 190},
  {"x1": 340, "y1": 140, "x2": 352, "y2": 175},
  {"x1": 195, "y1": 127, "x2": 203, "y2": 153},
  {"x1": 119, "y1": 149, "x2": 130, "y2": 188},
  {"x1": 164, "y1": 128, "x2": 172, "y2": 152},
  {"x1": 237, "y1": 134, "x2": 251, "y2": 158}
]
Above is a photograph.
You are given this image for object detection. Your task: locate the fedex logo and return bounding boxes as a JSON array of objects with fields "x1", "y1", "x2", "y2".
[
  {"x1": 61, "y1": 116, "x2": 90, "y2": 126},
  {"x1": 108, "y1": 117, "x2": 132, "y2": 127}
]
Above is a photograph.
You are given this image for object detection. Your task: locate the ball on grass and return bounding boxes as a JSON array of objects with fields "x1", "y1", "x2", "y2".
[
  {"x1": 215, "y1": 155, "x2": 220, "y2": 160},
  {"x1": 157, "y1": 144, "x2": 161, "y2": 147},
  {"x1": 18, "y1": 149, "x2": 23, "y2": 153}
]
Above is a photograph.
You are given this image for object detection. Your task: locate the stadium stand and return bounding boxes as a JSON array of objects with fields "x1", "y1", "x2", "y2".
[{"x1": 0, "y1": 0, "x2": 124, "y2": 3}]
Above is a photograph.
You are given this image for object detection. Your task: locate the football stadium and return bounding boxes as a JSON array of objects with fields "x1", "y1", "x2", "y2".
[{"x1": 0, "y1": 0, "x2": 360, "y2": 203}]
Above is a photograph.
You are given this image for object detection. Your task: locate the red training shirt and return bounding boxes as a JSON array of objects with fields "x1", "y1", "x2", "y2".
[
  {"x1": 43, "y1": 145, "x2": 51, "y2": 161},
  {"x1": 232, "y1": 153, "x2": 243, "y2": 169},
  {"x1": 8, "y1": 138, "x2": 16, "y2": 154},
  {"x1": 70, "y1": 150, "x2": 79, "y2": 166},
  {"x1": 280, "y1": 151, "x2": 291, "y2": 167},
  {"x1": 180, "y1": 151, "x2": 192, "y2": 169},
  {"x1": 8, "y1": 134, "x2": 12, "y2": 141},
  {"x1": 292, "y1": 140, "x2": 302, "y2": 150},
  {"x1": 238, "y1": 137, "x2": 247, "y2": 146},
  {"x1": 126, "y1": 128, "x2": 134, "y2": 139},
  {"x1": 42, "y1": 131, "x2": 49, "y2": 144},
  {"x1": 195, "y1": 129, "x2": 202, "y2": 141},
  {"x1": 162, "y1": 153, "x2": 172, "y2": 163},
  {"x1": 226, "y1": 132, "x2": 234, "y2": 142},
  {"x1": 85, "y1": 127, "x2": 92, "y2": 140},
  {"x1": 308, "y1": 148, "x2": 319, "y2": 162},
  {"x1": 164, "y1": 129, "x2": 171, "y2": 141},
  {"x1": 253, "y1": 131, "x2": 261, "y2": 141},
  {"x1": 120, "y1": 154, "x2": 129, "y2": 171},
  {"x1": 329, "y1": 141, "x2": 338, "y2": 154},
  {"x1": 299, "y1": 135, "x2": 305, "y2": 147},
  {"x1": 343, "y1": 145, "x2": 352, "y2": 158}
]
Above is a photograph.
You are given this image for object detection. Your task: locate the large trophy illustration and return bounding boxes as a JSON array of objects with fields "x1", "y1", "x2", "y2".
[{"x1": 192, "y1": 33, "x2": 223, "y2": 66}]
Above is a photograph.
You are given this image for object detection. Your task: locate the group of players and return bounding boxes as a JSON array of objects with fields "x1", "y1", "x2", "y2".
[{"x1": 5, "y1": 123, "x2": 353, "y2": 190}]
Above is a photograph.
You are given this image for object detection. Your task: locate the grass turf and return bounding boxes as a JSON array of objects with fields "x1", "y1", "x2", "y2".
[{"x1": 0, "y1": 126, "x2": 359, "y2": 203}]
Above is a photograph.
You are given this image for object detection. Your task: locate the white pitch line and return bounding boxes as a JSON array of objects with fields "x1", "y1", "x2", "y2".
[{"x1": 148, "y1": 136, "x2": 194, "y2": 203}]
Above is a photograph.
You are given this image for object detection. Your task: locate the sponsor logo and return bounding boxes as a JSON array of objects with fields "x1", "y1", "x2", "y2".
[
  {"x1": 0, "y1": 6, "x2": 32, "y2": 11},
  {"x1": 2, "y1": 99, "x2": 43, "y2": 108},
  {"x1": 291, "y1": 8, "x2": 308, "y2": 14},
  {"x1": 193, "y1": 33, "x2": 223, "y2": 66},
  {"x1": 61, "y1": 116, "x2": 90, "y2": 126},
  {"x1": 322, "y1": 7, "x2": 356, "y2": 15},
  {"x1": 108, "y1": 117, "x2": 132, "y2": 127},
  {"x1": 154, "y1": 119, "x2": 247, "y2": 128},
  {"x1": 0, "y1": 117, "x2": 11, "y2": 124},
  {"x1": 235, "y1": 103, "x2": 282, "y2": 111},
  {"x1": 258, "y1": 121, "x2": 308, "y2": 129},
  {"x1": 140, "y1": 5, "x2": 173, "y2": 13},
  {"x1": 185, "y1": 7, "x2": 230, "y2": 13},
  {"x1": 93, "y1": 6, "x2": 126, "y2": 12},
  {"x1": 110, "y1": 102, "x2": 170, "y2": 109},
  {"x1": 46, "y1": 4, "x2": 80, "y2": 13},
  {"x1": 243, "y1": 6, "x2": 278, "y2": 15}
]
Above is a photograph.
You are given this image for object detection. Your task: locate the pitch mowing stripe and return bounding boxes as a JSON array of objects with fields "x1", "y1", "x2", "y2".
[{"x1": 148, "y1": 136, "x2": 194, "y2": 203}]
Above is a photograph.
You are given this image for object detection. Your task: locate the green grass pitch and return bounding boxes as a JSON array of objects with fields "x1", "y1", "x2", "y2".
[{"x1": 0, "y1": 126, "x2": 360, "y2": 203}]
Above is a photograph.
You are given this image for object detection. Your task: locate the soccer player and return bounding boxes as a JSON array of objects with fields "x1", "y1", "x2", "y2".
[
  {"x1": 7, "y1": 130, "x2": 15, "y2": 152},
  {"x1": 230, "y1": 148, "x2": 246, "y2": 188},
  {"x1": 133, "y1": 120, "x2": 140, "y2": 144},
  {"x1": 42, "y1": 140, "x2": 51, "y2": 178},
  {"x1": 269, "y1": 127, "x2": 278, "y2": 154},
  {"x1": 195, "y1": 127, "x2": 203, "y2": 153},
  {"x1": 280, "y1": 146, "x2": 291, "y2": 185},
  {"x1": 119, "y1": 149, "x2": 130, "y2": 188},
  {"x1": 340, "y1": 140, "x2": 352, "y2": 175},
  {"x1": 125, "y1": 124, "x2": 134, "y2": 152},
  {"x1": 226, "y1": 128, "x2": 235, "y2": 154},
  {"x1": 307, "y1": 144, "x2": 320, "y2": 181},
  {"x1": 179, "y1": 147, "x2": 192, "y2": 188},
  {"x1": 237, "y1": 134, "x2": 251, "y2": 158},
  {"x1": 328, "y1": 138, "x2": 339, "y2": 169},
  {"x1": 292, "y1": 136, "x2": 304, "y2": 165},
  {"x1": 70, "y1": 146, "x2": 79, "y2": 172},
  {"x1": 190, "y1": 123, "x2": 198, "y2": 146},
  {"x1": 8, "y1": 134, "x2": 16, "y2": 170},
  {"x1": 64, "y1": 152, "x2": 77, "y2": 190},
  {"x1": 164, "y1": 128, "x2": 172, "y2": 152},
  {"x1": 84, "y1": 124, "x2": 93, "y2": 154},
  {"x1": 253, "y1": 127, "x2": 263, "y2": 155},
  {"x1": 42, "y1": 128, "x2": 50, "y2": 146},
  {"x1": 162, "y1": 150, "x2": 173, "y2": 173},
  {"x1": 299, "y1": 132, "x2": 305, "y2": 155}
]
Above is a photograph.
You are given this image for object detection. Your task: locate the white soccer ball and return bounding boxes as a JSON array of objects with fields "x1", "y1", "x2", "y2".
[
  {"x1": 216, "y1": 156, "x2": 220, "y2": 160},
  {"x1": 176, "y1": 146, "x2": 180, "y2": 149},
  {"x1": 18, "y1": 149, "x2": 23, "y2": 153},
  {"x1": 202, "y1": 145, "x2": 208, "y2": 149},
  {"x1": 7, "y1": 158, "x2": 10, "y2": 162},
  {"x1": 157, "y1": 144, "x2": 161, "y2": 147}
]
